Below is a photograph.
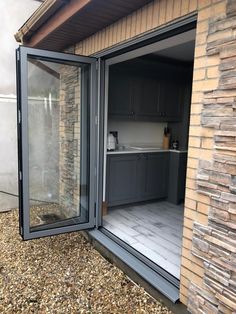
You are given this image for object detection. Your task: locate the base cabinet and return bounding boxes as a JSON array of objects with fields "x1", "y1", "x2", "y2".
[
  {"x1": 106, "y1": 153, "x2": 169, "y2": 207},
  {"x1": 106, "y1": 155, "x2": 138, "y2": 206},
  {"x1": 139, "y1": 153, "x2": 169, "y2": 200}
]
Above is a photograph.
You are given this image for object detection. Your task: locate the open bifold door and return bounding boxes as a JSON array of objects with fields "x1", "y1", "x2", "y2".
[{"x1": 16, "y1": 46, "x2": 98, "y2": 240}]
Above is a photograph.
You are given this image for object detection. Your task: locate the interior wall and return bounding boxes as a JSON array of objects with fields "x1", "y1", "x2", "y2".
[{"x1": 108, "y1": 120, "x2": 167, "y2": 146}]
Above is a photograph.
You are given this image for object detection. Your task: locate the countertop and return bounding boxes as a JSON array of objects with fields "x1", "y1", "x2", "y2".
[{"x1": 107, "y1": 148, "x2": 188, "y2": 155}]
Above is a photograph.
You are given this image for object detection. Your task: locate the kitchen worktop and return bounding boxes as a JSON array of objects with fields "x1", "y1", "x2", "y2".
[{"x1": 107, "y1": 148, "x2": 188, "y2": 155}]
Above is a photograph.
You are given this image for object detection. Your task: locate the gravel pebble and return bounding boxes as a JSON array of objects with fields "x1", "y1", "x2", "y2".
[{"x1": 0, "y1": 209, "x2": 172, "y2": 313}]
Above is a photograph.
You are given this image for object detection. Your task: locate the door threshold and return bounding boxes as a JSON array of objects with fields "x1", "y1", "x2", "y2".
[{"x1": 84, "y1": 229, "x2": 188, "y2": 313}]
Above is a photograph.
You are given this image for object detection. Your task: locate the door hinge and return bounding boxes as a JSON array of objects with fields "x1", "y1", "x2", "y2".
[{"x1": 19, "y1": 171, "x2": 22, "y2": 181}]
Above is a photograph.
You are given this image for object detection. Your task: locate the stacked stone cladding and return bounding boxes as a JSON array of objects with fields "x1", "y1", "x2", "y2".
[
  {"x1": 59, "y1": 65, "x2": 81, "y2": 217},
  {"x1": 188, "y1": 1, "x2": 236, "y2": 313}
]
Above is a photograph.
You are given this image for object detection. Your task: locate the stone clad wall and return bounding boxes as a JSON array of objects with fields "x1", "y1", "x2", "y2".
[
  {"x1": 187, "y1": 1, "x2": 236, "y2": 312},
  {"x1": 59, "y1": 65, "x2": 81, "y2": 217}
]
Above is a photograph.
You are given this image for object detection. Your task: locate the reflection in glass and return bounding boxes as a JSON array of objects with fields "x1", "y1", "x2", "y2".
[{"x1": 27, "y1": 57, "x2": 90, "y2": 231}]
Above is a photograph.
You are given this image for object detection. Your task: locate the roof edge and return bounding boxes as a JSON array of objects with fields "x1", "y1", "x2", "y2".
[{"x1": 15, "y1": 0, "x2": 67, "y2": 43}]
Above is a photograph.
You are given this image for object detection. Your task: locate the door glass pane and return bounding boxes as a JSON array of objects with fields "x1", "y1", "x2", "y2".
[{"x1": 27, "y1": 56, "x2": 90, "y2": 232}]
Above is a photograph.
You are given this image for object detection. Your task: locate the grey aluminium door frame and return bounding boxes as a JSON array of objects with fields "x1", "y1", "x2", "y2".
[{"x1": 17, "y1": 46, "x2": 98, "y2": 240}]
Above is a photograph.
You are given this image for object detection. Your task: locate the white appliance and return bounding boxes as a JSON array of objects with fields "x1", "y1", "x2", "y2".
[{"x1": 107, "y1": 133, "x2": 116, "y2": 151}]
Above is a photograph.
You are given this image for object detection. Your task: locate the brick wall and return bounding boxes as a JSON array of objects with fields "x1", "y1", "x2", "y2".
[{"x1": 70, "y1": 0, "x2": 235, "y2": 310}]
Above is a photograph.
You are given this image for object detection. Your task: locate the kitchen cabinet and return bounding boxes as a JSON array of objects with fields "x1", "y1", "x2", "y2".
[
  {"x1": 108, "y1": 70, "x2": 134, "y2": 119},
  {"x1": 108, "y1": 68, "x2": 183, "y2": 122},
  {"x1": 106, "y1": 152, "x2": 169, "y2": 206},
  {"x1": 139, "y1": 153, "x2": 169, "y2": 200},
  {"x1": 160, "y1": 79, "x2": 182, "y2": 121},
  {"x1": 106, "y1": 154, "x2": 138, "y2": 206},
  {"x1": 132, "y1": 77, "x2": 161, "y2": 119}
]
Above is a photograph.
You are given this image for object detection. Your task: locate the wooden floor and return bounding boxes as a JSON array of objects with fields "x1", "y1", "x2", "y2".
[{"x1": 103, "y1": 201, "x2": 184, "y2": 279}]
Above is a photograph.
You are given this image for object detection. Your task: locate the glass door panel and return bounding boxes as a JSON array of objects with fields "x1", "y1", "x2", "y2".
[{"x1": 17, "y1": 47, "x2": 97, "y2": 239}]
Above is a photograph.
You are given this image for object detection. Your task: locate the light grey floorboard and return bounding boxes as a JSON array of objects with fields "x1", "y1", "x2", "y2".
[{"x1": 103, "y1": 201, "x2": 184, "y2": 279}]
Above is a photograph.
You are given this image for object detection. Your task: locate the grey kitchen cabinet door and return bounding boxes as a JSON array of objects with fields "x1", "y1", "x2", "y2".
[
  {"x1": 132, "y1": 77, "x2": 161, "y2": 119},
  {"x1": 106, "y1": 155, "x2": 138, "y2": 206},
  {"x1": 108, "y1": 70, "x2": 134, "y2": 119},
  {"x1": 141, "y1": 153, "x2": 169, "y2": 200},
  {"x1": 160, "y1": 79, "x2": 182, "y2": 121}
]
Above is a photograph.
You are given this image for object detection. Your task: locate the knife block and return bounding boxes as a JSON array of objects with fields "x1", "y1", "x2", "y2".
[{"x1": 163, "y1": 134, "x2": 170, "y2": 150}]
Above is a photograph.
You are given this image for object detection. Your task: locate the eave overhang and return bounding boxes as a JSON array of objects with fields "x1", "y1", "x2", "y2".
[{"x1": 15, "y1": 0, "x2": 153, "y2": 52}]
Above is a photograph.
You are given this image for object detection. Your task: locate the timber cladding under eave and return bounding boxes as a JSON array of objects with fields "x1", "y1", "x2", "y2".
[{"x1": 73, "y1": 0, "x2": 235, "y2": 312}]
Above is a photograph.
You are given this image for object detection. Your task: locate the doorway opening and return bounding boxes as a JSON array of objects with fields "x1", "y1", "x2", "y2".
[{"x1": 102, "y1": 28, "x2": 196, "y2": 280}]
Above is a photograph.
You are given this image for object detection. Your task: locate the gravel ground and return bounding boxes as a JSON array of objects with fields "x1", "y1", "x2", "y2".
[{"x1": 0, "y1": 209, "x2": 172, "y2": 314}]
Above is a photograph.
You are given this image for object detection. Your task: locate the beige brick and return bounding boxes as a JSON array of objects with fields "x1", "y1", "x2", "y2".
[
  {"x1": 187, "y1": 157, "x2": 199, "y2": 169},
  {"x1": 198, "y1": 1, "x2": 226, "y2": 21},
  {"x1": 179, "y1": 293, "x2": 188, "y2": 305},
  {"x1": 184, "y1": 207, "x2": 197, "y2": 220},
  {"x1": 189, "y1": 126, "x2": 201, "y2": 137},
  {"x1": 192, "y1": 78, "x2": 219, "y2": 92},
  {"x1": 197, "y1": 193, "x2": 210, "y2": 205},
  {"x1": 186, "y1": 178, "x2": 196, "y2": 190},
  {"x1": 201, "y1": 137, "x2": 214, "y2": 149},
  {"x1": 181, "y1": 256, "x2": 192, "y2": 269},
  {"x1": 185, "y1": 198, "x2": 197, "y2": 210},
  {"x1": 197, "y1": 202, "x2": 209, "y2": 214},
  {"x1": 188, "y1": 147, "x2": 200, "y2": 158},
  {"x1": 186, "y1": 188, "x2": 199, "y2": 201},
  {"x1": 183, "y1": 217, "x2": 194, "y2": 229},
  {"x1": 183, "y1": 227, "x2": 193, "y2": 240},
  {"x1": 181, "y1": 266, "x2": 203, "y2": 287},
  {"x1": 194, "y1": 44, "x2": 207, "y2": 58},
  {"x1": 186, "y1": 167, "x2": 197, "y2": 179},
  {"x1": 196, "y1": 212, "x2": 208, "y2": 225},
  {"x1": 193, "y1": 68, "x2": 206, "y2": 81},
  {"x1": 199, "y1": 148, "x2": 213, "y2": 160},
  {"x1": 207, "y1": 66, "x2": 219, "y2": 79},
  {"x1": 180, "y1": 275, "x2": 190, "y2": 289},
  {"x1": 207, "y1": 55, "x2": 220, "y2": 67},
  {"x1": 189, "y1": 136, "x2": 201, "y2": 148},
  {"x1": 201, "y1": 127, "x2": 215, "y2": 138},
  {"x1": 196, "y1": 32, "x2": 208, "y2": 46},
  {"x1": 194, "y1": 56, "x2": 207, "y2": 69},
  {"x1": 191, "y1": 92, "x2": 204, "y2": 103},
  {"x1": 196, "y1": 19, "x2": 209, "y2": 34},
  {"x1": 190, "y1": 103, "x2": 203, "y2": 114},
  {"x1": 198, "y1": 6, "x2": 212, "y2": 21},
  {"x1": 190, "y1": 114, "x2": 201, "y2": 126},
  {"x1": 182, "y1": 237, "x2": 193, "y2": 250}
]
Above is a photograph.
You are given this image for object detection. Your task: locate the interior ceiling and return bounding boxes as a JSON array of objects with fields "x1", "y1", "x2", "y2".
[{"x1": 149, "y1": 40, "x2": 195, "y2": 62}]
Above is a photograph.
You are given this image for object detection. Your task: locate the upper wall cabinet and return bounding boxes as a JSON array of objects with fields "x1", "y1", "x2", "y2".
[
  {"x1": 108, "y1": 69, "x2": 134, "y2": 119},
  {"x1": 108, "y1": 59, "x2": 190, "y2": 122}
]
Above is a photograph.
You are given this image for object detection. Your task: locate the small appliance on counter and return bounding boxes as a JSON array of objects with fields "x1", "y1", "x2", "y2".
[
  {"x1": 107, "y1": 131, "x2": 118, "y2": 151},
  {"x1": 162, "y1": 127, "x2": 170, "y2": 149}
]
